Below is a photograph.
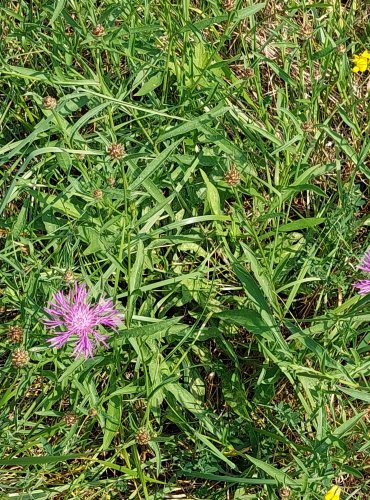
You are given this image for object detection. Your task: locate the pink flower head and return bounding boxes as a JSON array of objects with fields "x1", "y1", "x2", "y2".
[
  {"x1": 353, "y1": 249, "x2": 370, "y2": 295},
  {"x1": 43, "y1": 283, "x2": 123, "y2": 359}
]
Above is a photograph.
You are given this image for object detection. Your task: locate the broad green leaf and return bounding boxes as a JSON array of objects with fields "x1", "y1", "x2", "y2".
[
  {"x1": 279, "y1": 218, "x2": 325, "y2": 232},
  {"x1": 216, "y1": 308, "x2": 271, "y2": 337},
  {"x1": 102, "y1": 394, "x2": 122, "y2": 450},
  {"x1": 200, "y1": 169, "x2": 221, "y2": 215}
]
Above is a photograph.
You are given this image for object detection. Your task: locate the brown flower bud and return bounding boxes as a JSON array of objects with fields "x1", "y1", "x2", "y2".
[
  {"x1": 107, "y1": 143, "x2": 125, "y2": 159},
  {"x1": 8, "y1": 325, "x2": 23, "y2": 343},
  {"x1": 63, "y1": 269, "x2": 75, "y2": 283},
  {"x1": 93, "y1": 189, "x2": 103, "y2": 199},
  {"x1": 43, "y1": 96, "x2": 57, "y2": 110},
  {"x1": 224, "y1": 165, "x2": 241, "y2": 186},
  {"x1": 12, "y1": 348, "x2": 30, "y2": 368},
  {"x1": 92, "y1": 24, "x2": 105, "y2": 37},
  {"x1": 135, "y1": 427, "x2": 151, "y2": 445}
]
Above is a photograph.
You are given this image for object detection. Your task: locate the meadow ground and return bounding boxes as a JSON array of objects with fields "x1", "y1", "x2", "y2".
[{"x1": 1, "y1": 1, "x2": 370, "y2": 498}]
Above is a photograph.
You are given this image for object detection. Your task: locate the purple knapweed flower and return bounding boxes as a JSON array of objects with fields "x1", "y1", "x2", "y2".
[
  {"x1": 353, "y1": 249, "x2": 370, "y2": 295},
  {"x1": 43, "y1": 283, "x2": 123, "y2": 359}
]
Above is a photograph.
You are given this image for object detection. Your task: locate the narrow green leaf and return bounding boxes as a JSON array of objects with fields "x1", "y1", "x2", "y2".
[
  {"x1": 50, "y1": 0, "x2": 66, "y2": 23},
  {"x1": 245, "y1": 455, "x2": 298, "y2": 485},
  {"x1": 0, "y1": 454, "x2": 84, "y2": 466},
  {"x1": 200, "y1": 169, "x2": 221, "y2": 215}
]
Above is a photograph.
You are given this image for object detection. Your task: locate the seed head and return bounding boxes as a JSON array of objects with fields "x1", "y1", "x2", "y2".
[
  {"x1": 63, "y1": 269, "x2": 75, "y2": 283},
  {"x1": 12, "y1": 348, "x2": 30, "y2": 368},
  {"x1": 8, "y1": 325, "x2": 23, "y2": 343},
  {"x1": 93, "y1": 189, "x2": 103, "y2": 199},
  {"x1": 63, "y1": 412, "x2": 78, "y2": 425},
  {"x1": 0, "y1": 228, "x2": 9, "y2": 238},
  {"x1": 65, "y1": 26, "x2": 74, "y2": 36},
  {"x1": 224, "y1": 165, "x2": 241, "y2": 186},
  {"x1": 43, "y1": 96, "x2": 57, "y2": 110},
  {"x1": 135, "y1": 427, "x2": 151, "y2": 445},
  {"x1": 89, "y1": 408, "x2": 98, "y2": 417},
  {"x1": 92, "y1": 24, "x2": 105, "y2": 37},
  {"x1": 106, "y1": 176, "x2": 116, "y2": 186},
  {"x1": 107, "y1": 143, "x2": 125, "y2": 159}
]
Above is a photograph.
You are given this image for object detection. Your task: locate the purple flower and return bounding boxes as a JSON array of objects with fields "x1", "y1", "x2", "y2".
[
  {"x1": 43, "y1": 283, "x2": 123, "y2": 359},
  {"x1": 353, "y1": 249, "x2": 370, "y2": 295},
  {"x1": 353, "y1": 280, "x2": 370, "y2": 295},
  {"x1": 357, "y1": 249, "x2": 370, "y2": 272}
]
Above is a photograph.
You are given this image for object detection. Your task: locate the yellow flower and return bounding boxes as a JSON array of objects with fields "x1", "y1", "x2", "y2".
[
  {"x1": 324, "y1": 485, "x2": 341, "y2": 500},
  {"x1": 352, "y1": 50, "x2": 370, "y2": 72}
]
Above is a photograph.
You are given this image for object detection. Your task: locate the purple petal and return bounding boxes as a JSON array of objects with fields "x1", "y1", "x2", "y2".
[
  {"x1": 72, "y1": 332, "x2": 95, "y2": 359},
  {"x1": 358, "y1": 249, "x2": 370, "y2": 273},
  {"x1": 353, "y1": 279, "x2": 370, "y2": 295},
  {"x1": 47, "y1": 331, "x2": 73, "y2": 348},
  {"x1": 73, "y1": 283, "x2": 88, "y2": 306},
  {"x1": 92, "y1": 298, "x2": 123, "y2": 328}
]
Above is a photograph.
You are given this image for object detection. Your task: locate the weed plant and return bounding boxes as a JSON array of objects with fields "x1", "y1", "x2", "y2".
[{"x1": 1, "y1": 1, "x2": 370, "y2": 498}]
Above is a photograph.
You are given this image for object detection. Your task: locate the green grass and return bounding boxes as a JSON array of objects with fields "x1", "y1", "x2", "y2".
[{"x1": 1, "y1": 0, "x2": 370, "y2": 498}]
